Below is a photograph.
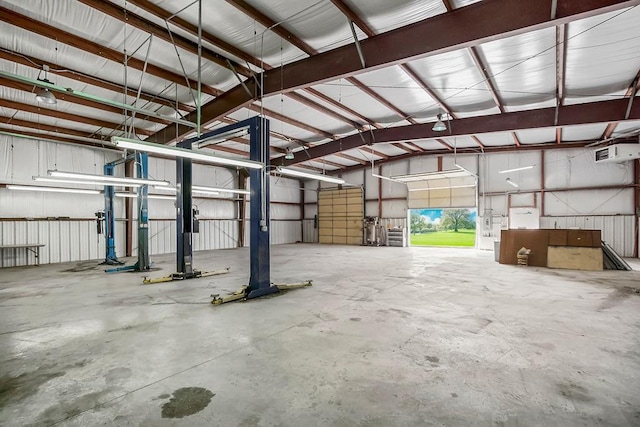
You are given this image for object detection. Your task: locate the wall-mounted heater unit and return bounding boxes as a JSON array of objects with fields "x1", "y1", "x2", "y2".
[{"x1": 594, "y1": 143, "x2": 640, "y2": 163}]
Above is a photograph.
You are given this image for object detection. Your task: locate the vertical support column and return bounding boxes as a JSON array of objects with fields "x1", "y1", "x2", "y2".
[
  {"x1": 103, "y1": 163, "x2": 119, "y2": 264},
  {"x1": 540, "y1": 150, "x2": 546, "y2": 217},
  {"x1": 238, "y1": 170, "x2": 248, "y2": 248},
  {"x1": 125, "y1": 160, "x2": 134, "y2": 257},
  {"x1": 176, "y1": 156, "x2": 194, "y2": 277},
  {"x1": 378, "y1": 165, "x2": 383, "y2": 219},
  {"x1": 248, "y1": 116, "x2": 273, "y2": 296},
  {"x1": 136, "y1": 152, "x2": 150, "y2": 270},
  {"x1": 634, "y1": 158, "x2": 639, "y2": 258},
  {"x1": 299, "y1": 180, "x2": 305, "y2": 242}
]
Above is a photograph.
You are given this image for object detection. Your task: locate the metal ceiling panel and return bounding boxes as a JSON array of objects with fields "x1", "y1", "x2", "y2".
[
  {"x1": 476, "y1": 132, "x2": 518, "y2": 147},
  {"x1": 248, "y1": 0, "x2": 367, "y2": 54},
  {"x1": 515, "y1": 127, "x2": 556, "y2": 144},
  {"x1": 565, "y1": 6, "x2": 640, "y2": 99},
  {"x1": 259, "y1": 93, "x2": 354, "y2": 135},
  {"x1": 439, "y1": 136, "x2": 481, "y2": 149},
  {"x1": 476, "y1": 27, "x2": 556, "y2": 108},
  {"x1": 367, "y1": 143, "x2": 413, "y2": 156},
  {"x1": 562, "y1": 123, "x2": 608, "y2": 141},
  {"x1": 351, "y1": 66, "x2": 439, "y2": 121},
  {"x1": 610, "y1": 119, "x2": 640, "y2": 138},
  {"x1": 344, "y1": 0, "x2": 446, "y2": 34},
  {"x1": 311, "y1": 80, "x2": 402, "y2": 124},
  {"x1": 227, "y1": 107, "x2": 324, "y2": 143},
  {"x1": 407, "y1": 49, "x2": 497, "y2": 113},
  {"x1": 450, "y1": 0, "x2": 482, "y2": 7},
  {"x1": 453, "y1": 106, "x2": 502, "y2": 118}
]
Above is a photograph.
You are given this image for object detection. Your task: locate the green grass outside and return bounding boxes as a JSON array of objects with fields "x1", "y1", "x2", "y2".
[{"x1": 410, "y1": 229, "x2": 476, "y2": 247}]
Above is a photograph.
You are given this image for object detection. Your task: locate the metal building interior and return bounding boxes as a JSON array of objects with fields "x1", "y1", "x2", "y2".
[{"x1": 1, "y1": 0, "x2": 640, "y2": 425}]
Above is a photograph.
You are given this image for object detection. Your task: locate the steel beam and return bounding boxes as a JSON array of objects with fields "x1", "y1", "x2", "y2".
[
  {"x1": 282, "y1": 98, "x2": 640, "y2": 165},
  {"x1": 0, "y1": 6, "x2": 221, "y2": 97},
  {"x1": 150, "y1": 0, "x2": 634, "y2": 144},
  {"x1": 0, "y1": 98, "x2": 152, "y2": 136}
]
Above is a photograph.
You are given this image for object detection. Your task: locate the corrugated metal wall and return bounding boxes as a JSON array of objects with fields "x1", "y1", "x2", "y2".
[{"x1": 0, "y1": 219, "x2": 122, "y2": 267}]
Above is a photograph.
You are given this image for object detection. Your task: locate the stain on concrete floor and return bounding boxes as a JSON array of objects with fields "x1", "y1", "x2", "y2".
[
  {"x1": 30, "y1": 390, "x2": 112, "y2": 427},
  {"x1": 0, "y1": 365, "x2": 65, "y2": 407},
  {"x1": 161, "y1": 387, "x2": 215, "y2": 418}
]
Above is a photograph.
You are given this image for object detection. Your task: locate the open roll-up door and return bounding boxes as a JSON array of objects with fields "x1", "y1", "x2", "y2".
[
  {"x1": 318, "y1": 188, "x2": 363, "y2": 245},
  {"x1": 393, "y1": 169, "x2": 477, "y2": 209}
]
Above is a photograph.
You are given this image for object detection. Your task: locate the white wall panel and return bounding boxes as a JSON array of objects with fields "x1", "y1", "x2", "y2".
[
  {"x1": 302, "y1": 219, "x2": 318, "y2": 243},
  {"x1": 271, "y1": 221, "x2": 302, "y2": 245},
  {"x1": 544, "y1": 189, "x2": 634, "y2": 216},
  {"x1": 545, "y1": 148, "x2": 633, "y2": 188}
]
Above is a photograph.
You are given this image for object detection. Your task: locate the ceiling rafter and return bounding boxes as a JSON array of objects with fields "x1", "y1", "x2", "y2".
[
  {"x1": 0, "y1": 77, "x2": 172, "y2": 126},
  {"x1": 282, "y1": 98, "x2": 640, "y2": 165},
  {"x1": 359, "y1": 146, "x2": 389, "y2": 160},
  {"x1": 330, "y1": 0, "x2": 454, "y2": 124},
  {"x1": 76, "y1": 0, "x2": 251, "y2": 76},
  {"x1": 225, "y1": 0, "x2": 416, "y2": 126},
  {"x1": 0, "y1": 125, "x2": 114, "y2": 150},
  {"x1": 0, "y1": 6, "x2": 221, "y2": 97},
  {"x1": 149, "y1": 0, "x2": 633, "y2": 145},
  {"x1": 441, "y1": 0, "x2": 487, "y2": 148},
  {"x1": 0, "y1": 98, "x2": 151, "y2": 136},
  {"x1": 334, "y1": 141, "x2": 596, "y2": 175},
  {"x1": 556, "y1": 24, "x2": 567, "y2": 144},
  {"x1": 0, "y1": 115, "x2": 111, "y2": 140},
  {"x1": 334, "y1": 152, "x2": 368, "y2": 165},
  {"x1": 107, "y1": 0, "x2": 359, "y2": 141},
  {"x1": 0, "y1": 49, "x2": 194, "y2": 113},
  {"x1": 601, "y1": 68, "x2": 640, "y2": 140},
  {"x1": 467, "y1": 46, "x2": 520, "y2": 147}
]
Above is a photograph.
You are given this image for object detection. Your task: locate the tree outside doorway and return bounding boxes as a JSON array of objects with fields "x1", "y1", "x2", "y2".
[{"x1": 409, "y1": 208, "x2": 477, "y2": 247}]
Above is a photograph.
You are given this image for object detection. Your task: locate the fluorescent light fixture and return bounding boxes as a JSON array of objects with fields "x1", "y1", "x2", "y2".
[
  {"x1": 276, "y1": 167, "x2": 345, "y2": 184},
  {"x1": 115, "y1": 192, "x2": 175, "y2": 201},
  {"x1": 506, "y1": 178, "x2": 519, "y2": 188},
  {"x1": 111, "y1": 136, "x2": 263, "y2": 170},
  {"x1": 194, "y1": 128, "x2": 249, "y2": 147},
  {"x1": 408, "y1": 184, "x2": 476, "y2": 191},
  {"x1": 432, "y1": 113, "x2": 447, "y2": 132},
  {"x1": 372, "y1": 173, "x2": 404, "y2": 184},
  {"x1": 498, "y1": 165, "x2": 534, "y2": 174},
  {"x1": 33, "y1": 176, "x2": 139, "y2": 187},
  {"x1": 48, "y1": 170, "x2": 170, "y2": 187},
  {"x1": 154, "y1": 185, "x2": 248, "y2": 196},
  {"x1": 193, "y1": 186, "x2": 249, "y2": 195},
  {"x1": 6, "y1": 184, "x2": 100, "y2": 195},
  {"x1": 391, "y1": 169, "x2": 470, "y2": 182}
]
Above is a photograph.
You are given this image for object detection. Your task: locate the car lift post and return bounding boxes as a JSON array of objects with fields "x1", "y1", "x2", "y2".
[
  {"x1": 105, "y1": 152, "x2": 152, "y2": 273},
  {"x1": 100, "y1": 162, "x2": 123, "y2": 266}
]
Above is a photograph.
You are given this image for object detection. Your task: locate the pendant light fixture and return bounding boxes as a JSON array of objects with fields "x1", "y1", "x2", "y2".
[
  {"x1": 35, "y1": 65, "x2": 57, "y2": 105},
  {"x1": 432, "y1": 113, "x2": 447, "y2": 132},
  {"x1": 284, "y1": 147, "x2": 294, "y2": 160},
  {"x1": 6, "y1": 184, "x2": 100, "y2": 195}
]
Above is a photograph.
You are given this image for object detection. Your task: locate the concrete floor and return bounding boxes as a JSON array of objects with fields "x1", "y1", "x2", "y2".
[{"x1": 1, "y1": 244, "x2": 639, "y2": 426}]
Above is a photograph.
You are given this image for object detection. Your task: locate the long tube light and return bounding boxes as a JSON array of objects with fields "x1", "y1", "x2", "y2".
[
  {"x1": 152, "y1": 186, "x2": 219, "y2": 196},
  {"x1": 111, "y1": 137, "x2": 263, "y2": 170},
  {"x1": 506, "y1": 178, "x2": 520, "y2": 188},
  {"x1": 48, "y1": 170, "x2": 170, "y2": 187},
  {"x1": 33, "y1": 176, "x2": 140, "y2": 187},
  {"x1": 194, "y1": 185, "x2": 249, "y2": 195},
  {"x1": 115, "y1": 192, "x2": 176, "y2": 201},
  {"x1": 408, "y1": 184, "x2": 476, "y2": 192},
  {"x1": 276, "y1": 167, "x2": 345, "y2": 184},
  {"x1": 6, "y1": 184, "x2": 100, "y2": 195},
  {"x1": 498, "y1": 165, "x2": 534, "y2": 174}
]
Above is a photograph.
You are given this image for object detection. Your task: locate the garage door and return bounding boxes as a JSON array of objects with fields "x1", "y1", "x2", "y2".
[
  {"x1": 318, "y1": 188, "x2": 363, "y2": 245},
  {"x1": 393, "y1": 169, "x2": 477, "y2": 209}
]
